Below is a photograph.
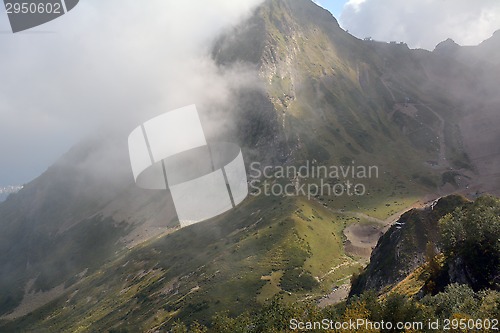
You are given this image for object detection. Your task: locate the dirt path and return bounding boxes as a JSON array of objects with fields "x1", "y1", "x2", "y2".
[{"x1": 317, "y1": 284, "x2": 350, "y2": 308}]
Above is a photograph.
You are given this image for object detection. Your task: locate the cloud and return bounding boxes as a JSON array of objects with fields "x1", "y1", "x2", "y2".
[
  {"x1": 344, "y1": 0, "x2": 367, "y2": 13},
  {"x1": 0, "y1": 0, "x2": 263, "y2": 185},
  {"x1": 340, "y1": 0, "x2": 500, "y2": 49}
]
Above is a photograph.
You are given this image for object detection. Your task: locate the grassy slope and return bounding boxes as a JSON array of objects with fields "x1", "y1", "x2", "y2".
[
  {"x1": 1, "y1": 194, "x2": 366, "y2": 332},
  {"x1": 256, "y1": 0, "x2": 445, "y2": 215}
]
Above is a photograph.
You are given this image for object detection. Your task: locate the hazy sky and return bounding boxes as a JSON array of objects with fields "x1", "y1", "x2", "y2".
[
  {"x1": 325, "y1": 0, "x2": 500, "y2": 49},
  {"x1": 0, "y1": 0, "x2": 499, "y2": 187},
  {"x1": 0, "y1": 0, "x2": 263, "y2": 186}
]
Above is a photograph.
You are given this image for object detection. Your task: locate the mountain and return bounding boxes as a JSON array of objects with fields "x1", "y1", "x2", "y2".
[
  {"x1": 0, "y1": 0, "x2": 499, "y2": 331},
  {"x1": 434, "y1": 30, "x2": 500, "y2": 66},
  {"x1": 349, "y1": 195, "x2": 469, "y2": 296},
  {"x1": 0, "y1": 186, "x2": 22, "y2": 203},
  {"x1": 351, "y1": 194, "x2": 499, "y2": 300},
  {"x1": 154, "y1": 191, "x2": 500, "y2": 333},
  {"x1": 431, "y1": 30, "x2": 500, "y2": 197}
]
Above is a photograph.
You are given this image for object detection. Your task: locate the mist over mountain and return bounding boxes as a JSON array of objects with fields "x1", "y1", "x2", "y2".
[
  {"x1": 0, "y1": 0, "x2": 499, "y2": 331},
  {"x1": 0, "y1": 186, "x2": 22, "y2": 203}
]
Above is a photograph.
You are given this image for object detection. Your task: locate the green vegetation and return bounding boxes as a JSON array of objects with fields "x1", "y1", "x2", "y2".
[
  {"x1": 168, "y1": 195, "x2": 500, "y2": 332},
  {"x1": 169, "y1": 286, "x2": 499, "y2": 333},
  {"x1": 439, "y1": 195, "x2": 500, "y2": 291},
  {"x1": 0, "y1": 195, "x2": 362, "y2": 332},
  {"x1": 2, "y1": 193, "x2": 496, "y2": 333},
  {"x1": 352, "y1": 195, "x2": 499, "y2": 296},
  {"x1": 0, "y1": 214, "x2": 131, "y2": 316},
  {"x1": 280, "y1": 269, "x2": 318, "y2": 292}
]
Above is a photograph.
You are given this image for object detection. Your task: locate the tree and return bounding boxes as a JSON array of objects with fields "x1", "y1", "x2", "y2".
[
  {"x1": 342, "y1": 300, "x2": 379, "y2": 333},
  {"x1": 439, "y1": 195, "x2": 500, "y2": 290}
]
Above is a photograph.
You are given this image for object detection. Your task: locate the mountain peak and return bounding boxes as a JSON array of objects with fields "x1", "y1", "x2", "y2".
[
  {"x1": 433, "y1": 38, "x2": 460, "y2": 54},
  {"x1": 479, "y1": 28, "x2": 500, "y2": 46},
  {"x1": 277, "y1": 0, "x2": 341, "y2": 28}
]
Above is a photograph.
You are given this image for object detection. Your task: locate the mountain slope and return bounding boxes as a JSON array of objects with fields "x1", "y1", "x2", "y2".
[
  {"x1": 432, "y1": 31, "x2": 500, "y2": 197},
  {"x1": 1, "y1": 195, "x2": 364, "y2": 331},
  {"x1": 351, "y1": 194, "x2": 500, "y2": 298},
  {"x1": 0, "y1": 131, "x2": 180, "y2": 318},
  {"x1": 350, "y1": 195, "x2": 469, "y2": 296}
]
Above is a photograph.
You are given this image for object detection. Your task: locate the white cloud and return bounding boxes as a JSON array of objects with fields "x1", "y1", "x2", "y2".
[
  {"x1": 344, "y1": 0, "x2": 367, "y2": 13},
  {"x1": 0, "y1": 0, "x2": 263, "y2": 185},
  {"x1": 340, "y1": 0, "x2": 500, "y2": 49}
]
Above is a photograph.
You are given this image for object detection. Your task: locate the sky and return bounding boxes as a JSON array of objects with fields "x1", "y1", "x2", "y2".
[
  {"x1": 318, "y1": 0, "x2": 500, "y2": 49},
  {"x1": 1, "y1": 0, "x2": 499, "y2": 187},
  {"x1": 0, "y1": 0, "x2": 263, "y2": 187}
]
